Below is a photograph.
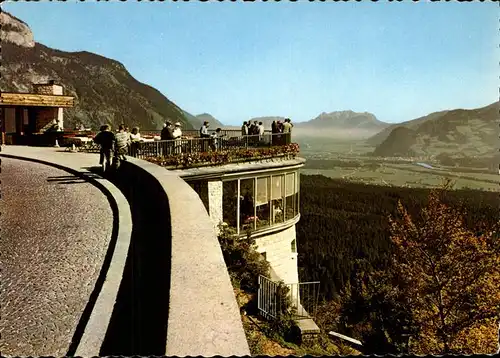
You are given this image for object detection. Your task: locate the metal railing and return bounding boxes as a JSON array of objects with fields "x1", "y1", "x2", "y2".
[
  {"x1": 140, "y1": 129, "x2": 273, "y2": 138},
  {"x1": 257, "y1": 275, "x2": 320, "y2": 321},
  {"x1": 130, "y1": 132, "x2": 293, "y2": 159}
]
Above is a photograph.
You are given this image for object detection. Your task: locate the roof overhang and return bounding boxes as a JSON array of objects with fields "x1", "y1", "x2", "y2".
[{"x1": 0, "y1": 92, "x2": 74, "y2": 108}]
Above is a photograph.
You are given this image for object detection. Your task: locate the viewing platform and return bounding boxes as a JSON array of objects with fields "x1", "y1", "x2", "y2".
[{"x1": 62, "y1": 129, "x2": 299, "y2": 170}]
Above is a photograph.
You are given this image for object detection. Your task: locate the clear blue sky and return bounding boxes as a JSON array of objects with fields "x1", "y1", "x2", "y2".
[{"x1": 4, "y1": 0, "x2": 499, "y2": 125}]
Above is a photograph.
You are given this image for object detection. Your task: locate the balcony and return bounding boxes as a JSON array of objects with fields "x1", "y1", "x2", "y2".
[{"x1": 73, "y1": 129, "x2": 300, "y2": 169}]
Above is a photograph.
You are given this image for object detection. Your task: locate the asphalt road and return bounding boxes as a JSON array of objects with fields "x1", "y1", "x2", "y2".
[{"x1": 0, "y1": 158, "x2": 114, "y2": 356}]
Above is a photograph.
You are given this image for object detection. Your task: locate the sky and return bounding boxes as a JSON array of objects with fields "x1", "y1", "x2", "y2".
[{"x1": 3, "y1": 0, "x2": 499, "y2": 125}]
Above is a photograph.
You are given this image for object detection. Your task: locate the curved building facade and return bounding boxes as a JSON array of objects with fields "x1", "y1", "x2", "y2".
[{"x1": 175, "y1": 158, "x2": 305, "y2": 285}]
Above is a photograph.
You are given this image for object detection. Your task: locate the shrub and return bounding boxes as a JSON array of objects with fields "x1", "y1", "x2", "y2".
[{"x1": 217, "y1": 226, "x2": 270, "y2": 293}]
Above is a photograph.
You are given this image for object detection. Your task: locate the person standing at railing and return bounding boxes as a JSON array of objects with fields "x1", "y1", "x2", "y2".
[
  {"x1": 200, "y1": 121, "x2": 210, "y2": 138},
  {"x1": 283, "y1": 118, "x2": 293, "y2": 144},
  {"x1": 161, "y1": 121, "x2": 174, "y2": 155},
  {"x1": 93, "y1": 124, "x2": 115, "y2": 172},
  {"x1": 276, "y1": 120, "x2": 284, "y2": 145},
  {"x1": 210, "y1": 127, "x2": 225, "y2": 151},
  {"x1": 241, "y1": 121, "x2": 249, "y2": 147},
  {"x1": 130, "y1": 127, "x2": 142, "y2": 142},
  {"x1": 129, "y1": 127, "x2": 142, "y2": 157},
  {"x1": 200, "y1": 120, "x2": 211, "y2": 152},
  {"x1": 271, "y1": 120, "x2": 278, "y2": 146},
  {"x1": 173, "y1": 122, "x2": 183, "y2": 154},
  {"x1": 161, "y1": 121, "x2": 174, "y2": 140},
  {"x1": 258, "y1": 121, "x2": 265, "y2": 140},
  {"x1": 249, "y1": 120, "x2": 259, "y2": 145},
  {"x1": 241, "y1": 121, "x2": 249, "y2": 136},
  {"x1": 248, "y1": 121, "x2": 256, "y2": 136}
]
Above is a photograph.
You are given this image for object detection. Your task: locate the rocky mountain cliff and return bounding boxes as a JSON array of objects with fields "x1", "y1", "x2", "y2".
[
  {"x1": 371, "y1": 102, "x2": 499, "y2": 159},
  {"x1": 0, "y1": 11, "x2": 194, "y2": 131}
]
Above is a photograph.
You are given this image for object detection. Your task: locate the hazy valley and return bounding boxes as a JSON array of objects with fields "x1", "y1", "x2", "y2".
[{"x1": 295, "y1": 101, "x2": 499, "y2": 192}]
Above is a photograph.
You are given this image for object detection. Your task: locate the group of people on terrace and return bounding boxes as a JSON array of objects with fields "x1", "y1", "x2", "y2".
[
  {"x1": 93, "y1": 116, "x2": 294, "y2": 170},
  {"x1": 93, "y1": 123, "x2": 142, "y2": 171},
  {"x1": 160, "y1": 120, "x2": 184, "y2": 141},
  {"x1": 241, "y1": 118, "x2": 294, "y2": 145}
]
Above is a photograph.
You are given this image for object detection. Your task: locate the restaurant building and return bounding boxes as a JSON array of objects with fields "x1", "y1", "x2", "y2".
[{"x1": 0, "y1": 81, "x2": 74, "y2": 145}]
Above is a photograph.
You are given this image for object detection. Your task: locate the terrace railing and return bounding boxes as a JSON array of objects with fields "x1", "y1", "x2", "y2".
[
  {"x1": 141, "y1": 129, "x2": 272, "y2": 138},
  {"x1": 130, "y1": 132, "x2": 292, "y2": 159}
]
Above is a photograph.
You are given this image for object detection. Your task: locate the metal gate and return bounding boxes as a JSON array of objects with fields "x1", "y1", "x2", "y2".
[{"x1": 257, "y1": 275, "x2": 320, "y2": 321}]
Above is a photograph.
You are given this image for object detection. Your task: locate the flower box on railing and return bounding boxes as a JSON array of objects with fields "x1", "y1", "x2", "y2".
[{"x1": 142, "y1": 143, "x2": 300, "y2": 169}]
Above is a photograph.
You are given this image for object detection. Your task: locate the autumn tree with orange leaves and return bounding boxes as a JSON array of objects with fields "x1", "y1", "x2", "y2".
[{"x1": 387, "y1": 180, "x2": 500, "y2": 354}]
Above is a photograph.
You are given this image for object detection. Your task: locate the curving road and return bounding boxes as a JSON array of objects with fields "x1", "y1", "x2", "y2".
[{"x1": 0, "y1": 158, "x2": 114, "y2": 356}]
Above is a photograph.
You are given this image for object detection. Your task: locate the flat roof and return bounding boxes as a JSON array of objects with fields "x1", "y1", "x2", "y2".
[
  {"x1": 174, "y1": 157, "x2": 306, "y2": 180},
  {"x1": 0, "y1": 92, "x2": 74, "y2": 108}
]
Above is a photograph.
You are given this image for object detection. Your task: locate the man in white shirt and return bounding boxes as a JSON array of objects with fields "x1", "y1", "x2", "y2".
[
  {"x1": 173, "y1": 122, "x2": 183, "y2": 154},
  {"x1": 200, "y1": 121, "x2": 210, "y2": 138},
  {"x1": 258, "y1": 121, "x2": 265, "y2": 142},
  {"x1": 282, "y1": 118, "x2": 293, "y2": 144},
  {"x1": 200, "y1": 121, "x2": 210, "y2": 151}
]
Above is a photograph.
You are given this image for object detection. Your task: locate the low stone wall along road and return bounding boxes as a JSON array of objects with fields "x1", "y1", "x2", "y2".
[{"x1": 0, "y1": 158, "x2": 114, "y2": 356}]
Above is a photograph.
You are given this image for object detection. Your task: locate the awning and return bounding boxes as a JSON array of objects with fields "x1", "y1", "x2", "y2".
[{"x1": 0, "y1": 92, "x2": 74, "y2": 108}]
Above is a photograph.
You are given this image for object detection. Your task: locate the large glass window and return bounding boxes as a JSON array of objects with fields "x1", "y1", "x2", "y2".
[
  {"x1": 271, "y1": 175, "x2": 284, "y2": 224},
  {"x1": 223, "y1": 180, "x2": 238, "y2": 231},
  {"x1": 285, "y1": 173, "x2": 296, "y2": 221},
  {"x1": 256, "y1": 177, "x2": 270, "y2": 229},
  {"x1": 221, "y1": 170, "x2": 300, "y2": 235},
  {"x1": 240, "y1": 178, "x2": 255, "y2": 233},
  {"x1": 295, "y1": 173, "x2": 300, "y2": 217}
]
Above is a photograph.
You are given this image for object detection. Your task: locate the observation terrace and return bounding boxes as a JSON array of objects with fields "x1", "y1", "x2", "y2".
[
  {"x1": 0, "y1": 129, "x2": 304, "y2": 356},
  {"x1": 63, "y1": 129, "x2": 299, "y2": 169}
]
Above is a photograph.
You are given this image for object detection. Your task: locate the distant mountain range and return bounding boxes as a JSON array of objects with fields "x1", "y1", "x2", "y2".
[
  {"x1": 184, "y1": 112, "x2": 225, "y2": 129},
  {"x1": 370, "y1": 102, "x2": 499, "y2": 159},
  {"x1": 296, "y1": 110, "x2": 388, "y2": 131},
  {"x1": 0, "y1": 11, "x2": 194, "y2": 131},
  {"x1": 367, "y1": 110, "x2": 450, "y2": 146},
  {"x1": 245, "y1": 112, "x2": 389, "y2": 139}
]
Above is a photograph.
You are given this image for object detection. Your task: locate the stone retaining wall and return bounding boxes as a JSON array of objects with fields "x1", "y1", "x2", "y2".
[{"x1": 117, "y1": 158, "x2": 250, "y2": 357}]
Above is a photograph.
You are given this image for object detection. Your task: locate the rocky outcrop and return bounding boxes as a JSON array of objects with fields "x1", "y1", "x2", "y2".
[
  {"x1": 0, "y1": 11, "x2": 194, "y2": 131},
  {"x1": 0, "y1": 12, "x2": 35, "y2": 48}
]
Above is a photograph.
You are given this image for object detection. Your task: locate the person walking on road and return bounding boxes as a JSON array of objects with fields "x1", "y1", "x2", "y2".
[
  {"x1": 93, "y1": 124, "x2": 115, "y2": 172},
  {"x1": 114, "y1": 124, "x2": 131, "y2": 164}
]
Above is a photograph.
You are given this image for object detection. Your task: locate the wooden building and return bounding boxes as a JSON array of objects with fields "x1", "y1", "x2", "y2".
[{"x1": 0, "y1": 81, "x2": 74, "y2": 145}]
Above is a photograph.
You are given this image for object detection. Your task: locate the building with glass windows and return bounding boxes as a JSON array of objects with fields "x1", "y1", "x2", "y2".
[{"x1": 174, "y1": 157, "x2": 305, "y2": 285}]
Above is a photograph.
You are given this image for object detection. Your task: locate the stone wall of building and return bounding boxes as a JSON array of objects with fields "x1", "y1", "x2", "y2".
[
  {"x1": 254, "y1": 225, "x2": 299, "y2": 285},
  {"x1": 207, "y1": 180, "x2": 223, "y2": 231},
  {"x1": 33, "y1": 84, "x2": 63, "y2": 96}
]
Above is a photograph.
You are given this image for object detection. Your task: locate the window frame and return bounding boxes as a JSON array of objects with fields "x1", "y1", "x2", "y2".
[{"x1": 221, "y1": 169, "x2": 301, "y2": 236}]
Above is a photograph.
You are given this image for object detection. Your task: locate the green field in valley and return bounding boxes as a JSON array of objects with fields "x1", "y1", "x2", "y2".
[{"x1": 295, "y1": 136, "x2": 499, "y2": 192}]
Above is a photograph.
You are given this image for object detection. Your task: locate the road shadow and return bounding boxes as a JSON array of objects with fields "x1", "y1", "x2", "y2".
[
  {"x1": 47, "y1": 171, "x2": 102, "y2": 185},
  {"x1": 91, "y1": 164, "x2": 171, "y2": 356}
]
